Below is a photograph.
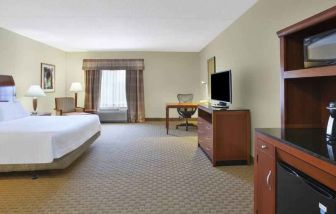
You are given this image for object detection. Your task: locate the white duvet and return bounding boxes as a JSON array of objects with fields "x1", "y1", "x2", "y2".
[{"x1": 0, "y1": 115, "x2": 101, "y2": 164}]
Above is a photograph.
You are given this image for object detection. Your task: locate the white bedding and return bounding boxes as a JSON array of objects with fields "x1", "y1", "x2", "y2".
[{"x1": 0, "y1": 115, "x2": 101, "y2": 164}]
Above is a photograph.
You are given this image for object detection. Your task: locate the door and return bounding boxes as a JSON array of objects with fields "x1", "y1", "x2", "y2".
[{"x1": 255, "y1": 147, "x2": 275, "y2": 214}]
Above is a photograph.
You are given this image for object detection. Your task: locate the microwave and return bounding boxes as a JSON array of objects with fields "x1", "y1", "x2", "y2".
[{"x1": 304, "y1": 29, "x2": 336, "y2": 68}]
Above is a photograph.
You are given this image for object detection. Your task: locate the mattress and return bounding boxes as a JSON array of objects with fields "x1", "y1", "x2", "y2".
[{"x1": 0, "y1": 115, "x2": 101, "y2": 164}]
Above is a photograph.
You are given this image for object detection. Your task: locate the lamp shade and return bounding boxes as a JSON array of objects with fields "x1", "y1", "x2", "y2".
[
  {"x1": 25, "y1": 85, "x2": 46, "y2": 98},
  {"x1": 70, "y1": 82, "x2": 83, "y2": 92}
]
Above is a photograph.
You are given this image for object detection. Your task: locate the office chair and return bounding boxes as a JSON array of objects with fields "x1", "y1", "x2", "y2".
[{"x1": 176, "y1": 94, "x2": 197, "y2": 131}]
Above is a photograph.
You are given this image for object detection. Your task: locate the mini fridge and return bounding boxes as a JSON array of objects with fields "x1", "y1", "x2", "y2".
[{"x1": 277, "y1": 162, "x2": 336, "y2": 214}]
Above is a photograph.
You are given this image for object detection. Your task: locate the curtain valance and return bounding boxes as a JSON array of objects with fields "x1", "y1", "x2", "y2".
[{"x1": 82, "y1": 59, "x2": 145, "y2": 71}]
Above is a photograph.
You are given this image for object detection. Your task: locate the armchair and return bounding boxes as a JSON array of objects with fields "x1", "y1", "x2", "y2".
[{"x1": 55, "y1": 97, "x2": 88, "y2": 116}]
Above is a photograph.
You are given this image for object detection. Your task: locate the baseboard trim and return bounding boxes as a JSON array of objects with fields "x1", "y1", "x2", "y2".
[{"x1": 145, "y1": 118, "x2": 197, "y2": 122}]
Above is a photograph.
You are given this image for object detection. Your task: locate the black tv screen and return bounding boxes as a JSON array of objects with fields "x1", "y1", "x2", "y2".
[{"x1": 211, "y1": 70, "x2": 232, "y2": 103}]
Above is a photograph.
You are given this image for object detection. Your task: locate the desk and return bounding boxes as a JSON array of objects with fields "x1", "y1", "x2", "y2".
[{"x1": 165, "y1": 102, "x2": 198, "y2": 134}]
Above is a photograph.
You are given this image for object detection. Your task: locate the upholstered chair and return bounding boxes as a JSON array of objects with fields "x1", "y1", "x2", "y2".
[{"x1": 55, "y1": 97, "x2": 88, "y2": 116}]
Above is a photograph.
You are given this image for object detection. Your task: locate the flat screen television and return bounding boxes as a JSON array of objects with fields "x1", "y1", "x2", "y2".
[{"x1": 211, "y1": 70, "x2": 232, "y2": 108}]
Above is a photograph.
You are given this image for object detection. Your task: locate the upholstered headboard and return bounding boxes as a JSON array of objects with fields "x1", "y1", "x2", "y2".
[{"x1": 0, "y1": 75, "x2": 16, "y2": 102}]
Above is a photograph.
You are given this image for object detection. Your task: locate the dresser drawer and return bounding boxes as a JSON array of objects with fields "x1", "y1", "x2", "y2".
[
  {"x1": 198, "y1": 118, "x2": 212, "y2": 134},
  {"x1": 204, "y1": 123, "x2": 213, "y2": 133},
  {"x1": 199, "y1": 135, "x2": 213, "y2": 148},
  {"x1": 198, "y1": 118, "x2": 213, "y2": 149},
  {"x1": 200, "y1": 139, "x2": 213, "y2": 159},
  {"x1": 203, "y1": 144, "x2": 213, "y2": 159},
  {"x1": 198, "y1": 118, "x2": 208, "y2": 130},
  {"x1": 198, "y1": 116, "x2": 214, "y2": 160},
  {"x1": 256, "y1": 139, "x2": 275, "y2": 157},
  {"x1": 199, "y1": 134, "x2": 213, "y2": 159}
]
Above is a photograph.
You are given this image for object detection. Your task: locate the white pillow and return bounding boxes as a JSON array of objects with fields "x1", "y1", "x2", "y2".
[{"x1": 0, "y1": 101, "x2": 30, "y2": 121}]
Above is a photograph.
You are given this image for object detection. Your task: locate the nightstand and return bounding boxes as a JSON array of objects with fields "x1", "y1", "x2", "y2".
[
  {"x1": 31, "y1": 112, "x2": 52, "y2": 116},
  {"x1": 84, "y1": 109, "x2": 97, "y2": 114}
]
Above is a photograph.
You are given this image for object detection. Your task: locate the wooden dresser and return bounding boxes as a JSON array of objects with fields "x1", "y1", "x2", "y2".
[{"x1": 198, "y1": 104, "x2": 251, "y2": 166}]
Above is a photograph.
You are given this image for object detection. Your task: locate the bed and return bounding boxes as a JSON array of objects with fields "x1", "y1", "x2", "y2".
[{"x1": 0, "y1": 75, "x2": 101, "y2": 172}]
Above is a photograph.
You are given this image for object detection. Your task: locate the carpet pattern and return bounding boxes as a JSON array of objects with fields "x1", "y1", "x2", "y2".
[{"x1": 0, "y1": 122, "x2": 253, "y2": 213}]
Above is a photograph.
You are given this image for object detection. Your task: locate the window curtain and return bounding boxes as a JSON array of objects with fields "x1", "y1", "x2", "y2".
[
  {"x1": 83, "y1": 59, "x2": 144, "y2": 71},
  {"x1": 84, "y1": 70, "x2": 102, "y2": 112},
  {"x1": 82, "y1": 59, "x2": 145, "y2": 122},
  {"x1": 126, "y1": 70, "x2": 145, "y2": 123}
]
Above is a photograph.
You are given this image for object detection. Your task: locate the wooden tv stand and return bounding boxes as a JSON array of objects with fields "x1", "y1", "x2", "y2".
[{"x1": 197, "y1": 104, "x2": 251, "y2": 166}]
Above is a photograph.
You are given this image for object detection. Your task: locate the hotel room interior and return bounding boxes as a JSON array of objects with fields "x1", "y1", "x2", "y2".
[{"x1": 1, "y1": 0, "x2": 336, "y2": 213}]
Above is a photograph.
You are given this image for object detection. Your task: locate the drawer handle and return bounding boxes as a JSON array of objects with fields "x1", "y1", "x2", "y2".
[
  {"x1": 266, "y1": 170, "x2": 272, "y2": 191},
  {"x1": 206, "y1": 147, "x2": 210, "y2": 151},
  {"x1": 261, "y1": 145, "x2": 267, "y2": 149}
]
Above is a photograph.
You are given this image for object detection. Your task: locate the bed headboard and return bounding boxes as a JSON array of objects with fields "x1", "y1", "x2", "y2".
[{"x1": 0, "y1": 75, "x2": 16, "y2": 102}]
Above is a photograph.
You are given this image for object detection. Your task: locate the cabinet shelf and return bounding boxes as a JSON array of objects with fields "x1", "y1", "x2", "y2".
[
  {"x1": 284, "y1": 65, "x2": 336, "y2": 79},
  {"x1": 278, "y1": 5, "x2": 336, "y2": 128}
]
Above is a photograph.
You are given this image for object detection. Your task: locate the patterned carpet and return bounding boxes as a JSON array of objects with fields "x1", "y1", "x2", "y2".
[{"x1": 0, "y1": 122, "x2": 253, "y2": 214}]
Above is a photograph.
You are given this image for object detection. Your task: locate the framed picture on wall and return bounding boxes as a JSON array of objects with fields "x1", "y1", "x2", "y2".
[
  {"x1": 41, "y1": 63, "x2": 55, "y2": 92},
  {"x1": 207, "y1": 56, "x2": 216, "y2": 97}
]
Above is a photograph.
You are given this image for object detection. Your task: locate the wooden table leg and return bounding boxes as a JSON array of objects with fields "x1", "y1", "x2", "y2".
[{"x1": 166, "y1": 107, "x2": 169, "y2": 134}]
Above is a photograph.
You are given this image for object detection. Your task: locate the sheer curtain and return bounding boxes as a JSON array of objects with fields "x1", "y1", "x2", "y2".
[{"x1": 99, "y1": 70, "x2": 127, "y2": 109}]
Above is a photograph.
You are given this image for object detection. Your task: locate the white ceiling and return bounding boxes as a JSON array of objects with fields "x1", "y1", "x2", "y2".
[{"x1": 0, "y1": 0, "x2": 257, "y2": 52}]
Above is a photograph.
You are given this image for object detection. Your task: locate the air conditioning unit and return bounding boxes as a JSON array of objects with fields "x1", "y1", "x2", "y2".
[{"x1": 98, "y1": 108, "x2": 127, "y2": 122}]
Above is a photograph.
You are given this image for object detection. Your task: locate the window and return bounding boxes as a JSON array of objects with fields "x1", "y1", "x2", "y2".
[{"x1": 99, "y1": 70, "x2": 127, "y2": 109}]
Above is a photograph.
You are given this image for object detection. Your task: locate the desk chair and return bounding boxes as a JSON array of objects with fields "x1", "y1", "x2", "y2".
[{"x1": 176, "y1": 94, "x2": 197, "y2": 131}]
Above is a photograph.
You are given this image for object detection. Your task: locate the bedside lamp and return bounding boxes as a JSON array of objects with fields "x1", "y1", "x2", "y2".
[
  {"x1": 25, "y1": 85, "x2": 46, "y2": 114},
  {"x1": 70, "y1": 82, "x2": 83, "y2": 107}
]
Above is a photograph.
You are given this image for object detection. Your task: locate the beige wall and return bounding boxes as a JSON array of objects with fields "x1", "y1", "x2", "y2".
[
  {"x1": 66, "y1": 52, "x2": 201, "y2": 118},
  {"x1": 2, "y1": 0, "x2": 335, "y2": 126},
  {"x1": 199, "y1": 0, "x2": 336, "y2": 153},
  {"x1": 0, "y1": 28, "x2": 66, "y2": 113},
  {"x1": 0, "y1": 27, "x2": 200, "y2": 118}
]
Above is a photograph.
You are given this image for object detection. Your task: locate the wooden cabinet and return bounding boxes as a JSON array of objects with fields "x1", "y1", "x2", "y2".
[
  {"x1": 198, "y1": 104, "x2": 251, "y2": 166},
  {"x1": 254, "y1": 6, "x2": 336, "y2": 214},
  {"x1": 254, "y1": 139, "x2": 275, "y2": 214},
  {"x1": 254, "y1": 130, "x2": 336, "y2": 214},
  {"x1": 277, "y1": 6, "x2": 336, "y2": 129}
]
